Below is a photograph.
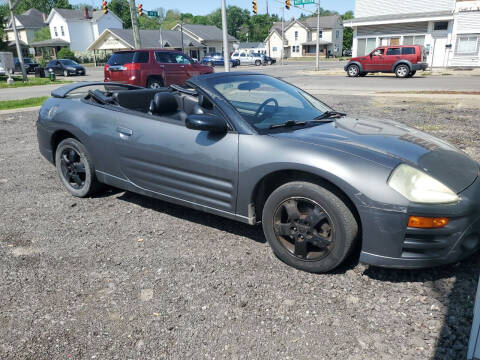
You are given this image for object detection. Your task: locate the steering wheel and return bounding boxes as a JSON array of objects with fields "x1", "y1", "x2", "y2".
[{"x1": 254, "y1": 98, "x2": 278, "y2": 122}]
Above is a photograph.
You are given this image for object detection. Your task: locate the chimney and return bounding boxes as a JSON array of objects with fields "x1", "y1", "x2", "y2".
[{"x1": 83, "y1": 6, "x2": 89, "y2": 19}]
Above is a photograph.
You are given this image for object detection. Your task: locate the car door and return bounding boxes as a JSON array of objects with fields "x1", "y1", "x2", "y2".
[
  {"x1": 112, "y1": 108, "x2": 239, "y2": 214},
  {"x1": 365, "y1": 48, "x2": 386, "y2": 71},
  {"x1": 385, "y1": 47, "x2": 402, "y2": 71},
  {"x1": 172, "y1": 53, "x2": 198, "y2": 82},
  {"x1": 155, "y1": 51, "x2": 184, "y2": 86}
]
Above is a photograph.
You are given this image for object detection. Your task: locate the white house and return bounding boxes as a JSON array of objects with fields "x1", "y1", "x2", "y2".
[
  {"x1": 345, "y1": 0, "x2": 480, "y2": 67},
  {"x1": 45, "y1": 7, "x2": 123, "y2": 52},
  {"x1": 265, "y1": 15, "x2": 344, "y2": 59}
]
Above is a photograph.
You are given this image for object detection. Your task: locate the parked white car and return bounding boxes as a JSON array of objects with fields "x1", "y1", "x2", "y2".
[{"x1": 231, "y1": 52, "x2": 263, "y2": 66}]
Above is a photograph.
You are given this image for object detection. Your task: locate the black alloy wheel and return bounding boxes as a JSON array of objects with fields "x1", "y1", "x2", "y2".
[
  {"x1": 55, "y1": 138, "x2": 102, "y2": 197},
  {"x1": 273, "y1": 197, "x2": 334, "y2": 261},
  {"x1": 60, "y1": 148, "x2": 86, "y2": 190},
  {"x1": 262, "y1": 181, "x2": 358, "y2": 273}
]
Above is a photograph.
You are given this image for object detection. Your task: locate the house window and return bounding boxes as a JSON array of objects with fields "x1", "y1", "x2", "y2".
[
  {"x1": 294, "y1": 31, "x2": 298, "y2": 41},
  {"x1": 336, "y1": 30, "x2": 340, "y2": 39},
  {"x1": 456, "y1": 36, "x2": 479, "y2": 55},
  {"x1": 272, "y1": 46, "x2": 277, "y2": 52},
  {"x1": 318, "y1": 31, "x2": 323, "y2": 39},
  {"x1": 403, "y1": 35, "x2": 425, "y2": 46},
  {"x1": 208, "y1": 47, "x2": 215, "y2": 54},
  {"x1": 357, "y1": 38, "x2": 376, "y2": 56},
  {"x1": 60, "y1": 26, "x2": 65, "y2": 36},
  {"x1": 291, "y1": 45, "x2": 300, "y2": 53},
  {"x1": 54, "y1": 26, "x2": 58, "y2": 37},
  {"x1": 434, "y1": 21, "x2": 448, "y2": 31}
]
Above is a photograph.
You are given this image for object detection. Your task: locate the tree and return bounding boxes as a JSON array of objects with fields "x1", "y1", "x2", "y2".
[
  {"x1": 341, "y1": 11, "x2": 354, "y2": 52},
  {"x1": 33, "y1": 26, "x2": 51, "y2": 41},
  {"x1": 0, "y1": 4, "x2": 9, "y2": 50},
  {"x1": 57, "y1": 47, "x2": 75, "y2": 59},
  {"x1": 14, "y1": 0, "x2": 72, "y2": 15},
  {"x1": 138, "y1": 15, "x2": 159, "y2": 30},
  {"x1": 109, "y1": 0, "x2": 131, "y2": 28}
]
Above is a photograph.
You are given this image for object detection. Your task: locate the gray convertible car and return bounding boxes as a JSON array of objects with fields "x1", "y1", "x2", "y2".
[{"x1": 37, "y1": 72, "x2": 480, "y2": 273}]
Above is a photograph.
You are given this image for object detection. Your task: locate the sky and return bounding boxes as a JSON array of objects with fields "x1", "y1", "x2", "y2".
[{"x1": 70, "y1": 0, "x2": 355, "y2": 18}]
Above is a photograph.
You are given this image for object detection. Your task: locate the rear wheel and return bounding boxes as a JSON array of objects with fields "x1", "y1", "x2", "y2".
[
  {"x1": 406, "y1": 70, "x2": 416, "y2": 78},
  {"x1": 262, "y1": 181, "x2": 358, "y2": 273},
  {"x1": 255, "y1": 59, "x2": 262, "y2": 66},
  {"x1": 267, "y1": 60, "x2": 273, "y2": 65},
  {"x1": 55, "y1": 138, "x2": 103, "y2": 198},
  {"x1": 147, "y1": 77, "x2": 164, "y2": 89},
  {"x1": 395, "y1": 64, "x2": 410, "y2": 78},
  {"x1": 347, "y1": 64, "x2": 360, "y2": 77}
]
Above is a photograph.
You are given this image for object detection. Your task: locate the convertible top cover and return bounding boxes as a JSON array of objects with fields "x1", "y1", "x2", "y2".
[{"x1": 51, "y1": 82, "x2": 142, "y2": 98}]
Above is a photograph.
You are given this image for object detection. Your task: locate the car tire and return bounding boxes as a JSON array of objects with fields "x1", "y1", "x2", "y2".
[
  {"x1": 147, "y1": 77, "x2": 164, "y2": 89},
  {"x1": 407, "y1": 70, "x2": 416, "y2": 78},
  {"x1": 395, "y1": 64, "x2": 410, "y2": 78},
  {"x1": 55, "y1": 138, "x2": 103, "y2": 198},
  {"x1": 268, "y1": 60, "x2": 272, "y2": 65},
  {"x1": 347, "y1": 64, "x2": 360, "y2": 77},
  {"x1": 255, "y1": 60, "x2": 262, "y2": 66},
  {"x1": 63, "y1": 69, "x2": 69, "y2": 77},
  {"x1": 262, "y1": 181, "x2": 358, "y2": 273},
  {"x1": 359, "y1": 72, "x2": 367, "y2": 77}
]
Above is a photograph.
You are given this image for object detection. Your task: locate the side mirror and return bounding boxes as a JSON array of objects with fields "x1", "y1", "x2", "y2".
[{"x1": 186, "y1": 114, "x2": 228, "y2": 133}]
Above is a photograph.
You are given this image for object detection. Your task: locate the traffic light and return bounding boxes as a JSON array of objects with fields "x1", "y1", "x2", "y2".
[
  {"x1": 285, "y1": 0, "x2": 291, "y2": 10},
  {"x1": 102, "y1": 0, "x2": 108, "y2": 14},
  {"x1": 137, "y1": 3, "x2": 143, "y2": 16},
  {"x1": 252, "y1": 0, "x2": 257, "y2": 15}
]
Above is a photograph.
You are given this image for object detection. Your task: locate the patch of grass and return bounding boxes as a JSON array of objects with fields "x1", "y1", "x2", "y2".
[
  {"x1": 0, "y1": 76, "x2": 71, "y2": 88},
  {"x1": 0, "y1": 96, "x2": 49, "y2": 110}
]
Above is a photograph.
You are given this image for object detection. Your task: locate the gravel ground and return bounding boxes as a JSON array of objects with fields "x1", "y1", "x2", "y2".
[{"x1": 1, "y1": 94, "x2": 479, "y2": 360}]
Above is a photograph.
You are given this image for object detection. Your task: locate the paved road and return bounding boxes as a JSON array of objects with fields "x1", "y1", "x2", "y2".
[{"x1": 1, "y1": 63, "x2": 479, "y2": 101}]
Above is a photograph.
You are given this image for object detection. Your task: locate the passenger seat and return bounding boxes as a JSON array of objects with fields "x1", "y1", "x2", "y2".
[{"x1": 148, "y1": 92, "x2": 187, "y2": 121}]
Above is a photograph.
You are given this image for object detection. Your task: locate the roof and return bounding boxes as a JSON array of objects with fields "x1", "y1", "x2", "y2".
[
  {"x1": 302, "y1": 39, "x2": 332, "y2": 46},
  {"x1": 6, "y1": 8, "x2": 46, "y2": 30},
  {"x1": 345, "y1": 10, "x2": 453, "y2": 25},
  {"x1": 237, "y1": 42, "x2": 265, "y2": 49},
  {"x1": 30, "y1": 38, "x2": 70, "y2": 47},
  {"x1": 110, "y1": 28, "x2": 201, "y2": 48},
  {"x1": 271, "y1": 15, "x2": 342, "y2": 33},
  {"x1": 7, "y1": 39, "x2": 28, "y2": 47},
  {"x1": 46, "y1": 8, "x2": 122, "y2": 24},
  {"x1": 174, "y1": 24, "x2": 237, "y2": 42}
]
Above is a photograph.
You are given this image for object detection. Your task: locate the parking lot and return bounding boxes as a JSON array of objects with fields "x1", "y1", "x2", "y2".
[{"x1": 1, "y1": 78, "x2": 480, "y2": 358}]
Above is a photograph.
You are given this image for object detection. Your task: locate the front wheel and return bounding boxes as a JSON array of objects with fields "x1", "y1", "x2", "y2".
[
  {"x1": 55, "y1": 138, "x2": 103, "y2": 197},
  {"x1": 63, "y1": 69, "x2": 69, "y2": 77},
  {"x1": 395, "y1": 64, "x2": 410, "y2": 78},
  {"x1": 262, "y1": 182, "x2": 358, "y2": 273},
  {"x1": 347, "y1": 64, "x2": 360, "y2": 77}
]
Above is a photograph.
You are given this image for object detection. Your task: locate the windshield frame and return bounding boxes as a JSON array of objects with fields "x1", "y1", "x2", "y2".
[{"x1": 205, "y1": 74, "x2": 334, "y2": 134}]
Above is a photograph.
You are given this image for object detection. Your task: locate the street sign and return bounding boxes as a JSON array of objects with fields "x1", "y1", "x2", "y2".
[
  {"x1": 147, "y1": 10, "x2": 158, "y2": 17},
  {"x1": 294, "y1": 0, "x2": 314, "y2": 4}
]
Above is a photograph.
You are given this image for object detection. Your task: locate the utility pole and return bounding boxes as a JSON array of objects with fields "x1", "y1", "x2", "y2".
[
  {"x1": 129, "y1": 0, "x2": 141, "y2": 48},
  {"x1": 221, "y1": 0, "x2": 230, "y2": 72},
  {"x1": 281, "y1": 6, "x2": 284, "y2": 66},
  {"x1": 315, "y1": 0, "x2": 320, "y2": 71},
  {"x1": 159, "y1": 18, "x2": 163, "y2": 47},
  {"x1": 8, "y1": 0, "x2": 27, "y2": 81},
  {"x1": 180, "y1": 17, "x2": 184, "y2": 53}
]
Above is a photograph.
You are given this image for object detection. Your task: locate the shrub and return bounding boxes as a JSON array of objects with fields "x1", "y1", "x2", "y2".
[{"x1": 57, "y1": 48, "x2": 76, "y2": 60}]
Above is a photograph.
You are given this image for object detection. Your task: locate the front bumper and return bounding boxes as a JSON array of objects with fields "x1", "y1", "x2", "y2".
[
  {"x1": 359, "y1": 174, "x2": 480, "y2": 268},
  {"x1": 411, "y1": 62, "x2": 428, "y2": 71}
]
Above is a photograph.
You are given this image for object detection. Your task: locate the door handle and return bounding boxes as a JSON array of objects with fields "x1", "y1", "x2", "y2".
[{"x1": 117, "y1": 126, "x2": 133, "y2": 138}]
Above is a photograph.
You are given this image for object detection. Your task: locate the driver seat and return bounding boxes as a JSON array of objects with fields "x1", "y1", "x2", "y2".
[{"x1": 149, "y1": 92, "x2": 187, "y2": 121}]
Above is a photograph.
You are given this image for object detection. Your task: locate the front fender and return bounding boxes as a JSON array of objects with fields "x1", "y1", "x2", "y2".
[{"x1": 345, "y1": 61, "x2": 364, "y2": 72}]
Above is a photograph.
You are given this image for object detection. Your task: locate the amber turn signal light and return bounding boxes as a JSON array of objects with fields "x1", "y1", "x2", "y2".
[{"x1": 408, "y1": 216, "x2": 449, "y2": 229}]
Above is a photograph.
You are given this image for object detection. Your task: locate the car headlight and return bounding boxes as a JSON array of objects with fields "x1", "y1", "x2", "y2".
[{"x1": 388, "y1": 164, "x2": 459, "y2": 204}]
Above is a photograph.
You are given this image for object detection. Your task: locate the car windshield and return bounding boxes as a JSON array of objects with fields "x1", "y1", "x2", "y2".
[
  {"x1": 60, "y1": 59, "x2": 78, "y2": 66},
  {"x1": 208, "y1": 75, "x2": 332, "y2": 132}
]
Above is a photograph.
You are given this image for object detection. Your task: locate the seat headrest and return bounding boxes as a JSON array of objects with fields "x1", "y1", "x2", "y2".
[{"x1": 151, "y1": 92, "x2": 178, "y2": 115}]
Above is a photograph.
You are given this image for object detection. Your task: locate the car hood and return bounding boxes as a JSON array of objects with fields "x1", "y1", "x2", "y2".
[
  {"x1": 270, "y1": 116, "x2": 479, "y2": 193},
  {"x1": 348, "y1": 56, "x2": 364, "y2": 62}
]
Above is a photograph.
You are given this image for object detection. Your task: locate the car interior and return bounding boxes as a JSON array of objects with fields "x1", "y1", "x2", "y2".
[{"x1": 85, "y1": 85, "x2": 215, "y2": 121}]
